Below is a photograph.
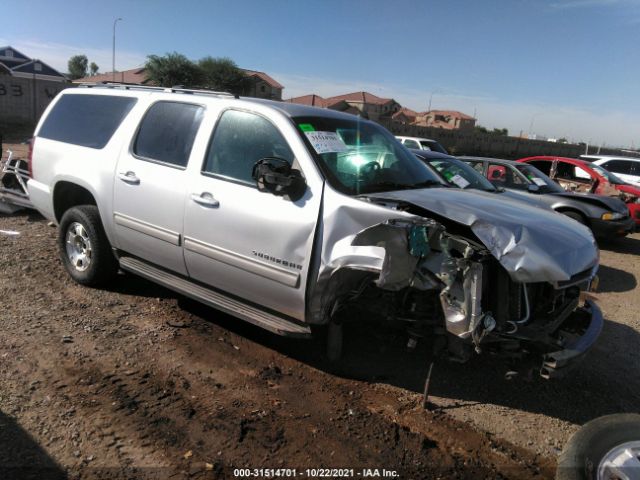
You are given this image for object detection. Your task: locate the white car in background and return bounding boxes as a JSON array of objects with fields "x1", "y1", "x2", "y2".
[
  {"x1": 581, "y1": 155, "x2": 640, "y2": 186},
  {"x1": 396, "y1": 136, "x2": 448, "y2": 154}
]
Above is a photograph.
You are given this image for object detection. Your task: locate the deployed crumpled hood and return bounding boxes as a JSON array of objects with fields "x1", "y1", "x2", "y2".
[
  {"x1": 368, "y1": 188, "x2": 598, "y2": 284},
  {"x1": 549, "y1": 191, "x2": 628, "y2": 213}
]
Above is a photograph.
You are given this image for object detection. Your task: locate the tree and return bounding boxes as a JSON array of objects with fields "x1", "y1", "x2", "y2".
[
  {"x1": 198, "y1": 56, "x2": 249, "y2": 94},
  {"x1": 475, "y1": 125, "x2": 508, "y2": 136},
  {"x1": 89, "y1": 62, "x2": 99, "y2": 76},
  {"x1": 68, "y1": 55, "x2": 88, "y2": 80},
  {"x1": 144, "y1": 52, "x2": 203, "y2": 88}
]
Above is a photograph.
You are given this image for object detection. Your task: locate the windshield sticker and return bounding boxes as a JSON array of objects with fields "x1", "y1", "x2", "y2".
[
  {"x1": 298, "y1": 123, "x2": 315, "y2": 132},
  {"x1": 450, "y1": 174, "x2": 470, "y2": 189},
  {"x1": 532, "y1": 178, "x2": 547, "y2": 186},
  {"x1": 305, "y1": 131, "x2": 348, "y2": 154}
]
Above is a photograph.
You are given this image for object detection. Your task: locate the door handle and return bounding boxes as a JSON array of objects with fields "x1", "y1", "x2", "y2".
[
  {"x1": 118, "y1": 171, "x2": 140, "y2": 185},
  {"x1": 190, "y1": 192, "x2": 219, "y2": 207}
]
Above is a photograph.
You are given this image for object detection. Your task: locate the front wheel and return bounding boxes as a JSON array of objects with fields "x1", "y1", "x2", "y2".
[
  {"x1": 58, "y1": 205, "x2": 118, "y2": 287},
  {"x1": 556, "y1": 414, "x2": 640, "y2": 480},
  {"x1": 561, "y1": 211, "x2": 587, "y2": 225}
]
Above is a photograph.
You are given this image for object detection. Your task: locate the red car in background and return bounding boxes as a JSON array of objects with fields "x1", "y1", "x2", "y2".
[{"x1": 518, "y1": 156, "x2": 640, "y2": 228}]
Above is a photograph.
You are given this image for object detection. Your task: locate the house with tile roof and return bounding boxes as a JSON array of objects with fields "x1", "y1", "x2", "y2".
[
  {"x1": 0, "y1": 46, "x2": 67, "y2": 82},
  {"x1": 286, "y1": 91, "x2": 401, "y2": 120},
  {"x1": 285, "y1": 94, "x2": 360, "y2": 116},
  {"x1": 391, "y1": 107, "x2": 420, "y2": 124},
  {"x1": 414, "y1": 110, "x2": 476, "y2": 131},
  {"x1": 75, "y1": 66, "x2": 284, "y2": 100},
  {"x1": 323, "y1": 91, "x2": 401, "y2": 121},
  {"x1": 75, "y1": 67, "x2": 150, "y2": 85},
  {"x1": 241, "y1": 69, "x2": 283, "y2": 100}
]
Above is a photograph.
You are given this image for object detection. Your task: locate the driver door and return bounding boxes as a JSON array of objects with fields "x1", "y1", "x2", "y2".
[{"x1": 182, "y1": 108, "x2": 321, "y2": 321}]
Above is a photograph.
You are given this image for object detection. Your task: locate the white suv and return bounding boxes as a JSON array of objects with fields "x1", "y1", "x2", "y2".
[
  {"x1": 581, "y1": 155, "x2": 640, "y2": 186},
  {"x1": 396, "y1": 136, "x2": 448, "y2": 154},
  {"x1": 26, "y1": 83, "x2": 601, "y2": 376}
]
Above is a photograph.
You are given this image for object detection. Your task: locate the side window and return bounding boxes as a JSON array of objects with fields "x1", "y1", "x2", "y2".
[
  {"x1": 38, "y1": 94, "x2": 137, "y2": 149},
  {"x1": 203, "y1": 110, "x2": 294, "y2": 184},
  {"x1": 555, "y1": 162, "x2": 577, "y2": 180},
  {"x1": 403, "y1": 139, "x2": 420, "y2": 149},
  {"x1": 604, "y1": 160, "x2": 632, "y2": 175},
  {"x1": 419, "y1": 141, "x2": 434, "y2": 151},
  {"x1": 133, "y1": 101, "x2": 204, "y2": 168},
  {"x1": 574, "y1": 166, "x2": 592, "y2": 180},
  {"x1": 529, "y1": 161, "x2": 551, "y2": 175},
  {"x1": 470, "y1": 162, "x2": 484, "y2": 175}
]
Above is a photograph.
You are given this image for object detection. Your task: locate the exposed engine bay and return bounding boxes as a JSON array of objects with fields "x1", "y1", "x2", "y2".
[{"x1": 310, "y1": 186, "x2": 602, "y2": 379}]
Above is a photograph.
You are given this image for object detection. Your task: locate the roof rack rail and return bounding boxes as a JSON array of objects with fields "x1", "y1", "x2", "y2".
[{"x1": 76, "y1": 82, "x2": 238, "y2": 99}]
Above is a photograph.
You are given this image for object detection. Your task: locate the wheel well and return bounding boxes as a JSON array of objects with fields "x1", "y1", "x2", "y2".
[
  {"x1": 53, "y1": 182, "x2": 97, "y2": 222},
  {"x1": 555, "y1": 207, "x2": 589, "y2": 225}
]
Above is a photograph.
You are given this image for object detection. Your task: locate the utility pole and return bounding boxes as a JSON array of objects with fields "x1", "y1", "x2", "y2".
[{"x1": 112, "y1": 17, "x2": 123, "y2": 82}]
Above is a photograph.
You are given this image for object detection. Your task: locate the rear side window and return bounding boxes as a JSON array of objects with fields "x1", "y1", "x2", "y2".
[
  {"x1": 38, "y1": 94, "x2": 137, "y2": 149},
  {"x1": 203, "y1": 109, "x2": 294, "y2": 184},
  {"x1": 603, "y1": 160, "x2": 632, "y2": 175},
  {"x1": 133, "y1": 101, "x2": 204, "y2": 168},
  {"x1": 403, "y1": 139, "x2": 420, "y2": 149}
]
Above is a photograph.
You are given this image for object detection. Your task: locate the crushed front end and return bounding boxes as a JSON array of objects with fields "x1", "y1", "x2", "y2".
[{"x1": 311, "y1": 186, "x2": 602, "y2": 378}]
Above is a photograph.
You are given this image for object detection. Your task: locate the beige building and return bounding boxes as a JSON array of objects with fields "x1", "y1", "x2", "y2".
[
  {"x1": 287, "y1": 91, "x2": 401, "y2": 121},
  {"x1": 76, "y1": 67, "x2": 284, "y2": 100},
  {"x1": 413, "y1": 110, "x2": 476, "y2": 131}
]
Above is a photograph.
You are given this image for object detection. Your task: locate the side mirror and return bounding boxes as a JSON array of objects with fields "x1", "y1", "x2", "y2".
[
  {"x1": 252, "y1": 157, "x2": 306, "y2": 201},
  {"x1": 527, "y1": 184, "x2": 540, "y2": 193}
]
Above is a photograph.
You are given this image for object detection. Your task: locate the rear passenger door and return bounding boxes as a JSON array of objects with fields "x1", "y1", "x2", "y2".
[
  {"x1": 182, "y1": 108, "x2": 321, "y2": 321},
  {"x1": 112, "y1": 101, "x2": 204, "y2": 275}
]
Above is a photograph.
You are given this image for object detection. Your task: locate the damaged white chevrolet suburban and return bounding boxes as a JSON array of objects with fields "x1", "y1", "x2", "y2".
[{"x1": 28, "y1": 84, "x2": 602, "y2": 378}]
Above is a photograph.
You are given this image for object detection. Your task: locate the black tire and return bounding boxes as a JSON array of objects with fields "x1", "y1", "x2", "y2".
[
  {"x1": 58, "y1": 205, "x2": 118, "y2": 287},
  {"x1": 556, "y1": 413, "x2": 640, "y2": 480},
  {"x1": 326, "y1": 321, "x2": 344, "y2": 363},
  {"x1": 562, "y1": 211, "x2": 587, "y2": 225}
]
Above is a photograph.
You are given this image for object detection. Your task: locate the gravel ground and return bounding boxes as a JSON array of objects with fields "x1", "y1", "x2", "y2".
[{"x1": 0, "y1": 206, "x2": 637, "y2": 479}]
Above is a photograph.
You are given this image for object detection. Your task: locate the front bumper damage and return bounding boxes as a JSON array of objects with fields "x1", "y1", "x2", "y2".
[
  {"x1": 310, "y1": 186, "x2": 603, "y2": 378},
  {"x1": 540, "y1": 299, "x2": 603, "y2": 379}
]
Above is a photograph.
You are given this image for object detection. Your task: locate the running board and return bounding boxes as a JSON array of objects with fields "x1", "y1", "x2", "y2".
[{"x1": 119, "y1": 256, "x2": 312, "y2": 338}]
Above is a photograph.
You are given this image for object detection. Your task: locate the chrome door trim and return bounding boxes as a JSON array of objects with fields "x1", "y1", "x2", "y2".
[
  {"x1": 183, "y1": 236, "x2": 300, "y2": 288},
  {"x1": 113, "y1": 212, "x2": 181, "y2": 246}
]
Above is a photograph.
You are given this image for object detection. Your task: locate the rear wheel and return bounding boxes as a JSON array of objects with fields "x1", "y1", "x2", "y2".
[{"x1": 58, "y1": 205, "x2": 118, "y2": 286}]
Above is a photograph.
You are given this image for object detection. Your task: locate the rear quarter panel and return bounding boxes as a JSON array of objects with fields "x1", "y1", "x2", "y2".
[{"x1": 29, "y1": 90, "x2": 149, "y2": 247}]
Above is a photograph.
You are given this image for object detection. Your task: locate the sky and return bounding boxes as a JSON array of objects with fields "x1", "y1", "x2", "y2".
[{"x1": 1, "y1": 0, "x2": 639, "y2": 146}]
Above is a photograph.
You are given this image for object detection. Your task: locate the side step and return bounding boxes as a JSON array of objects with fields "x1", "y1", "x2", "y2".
[{"x1": 118, "y1": 256, "x2": 312, "y2": 338}]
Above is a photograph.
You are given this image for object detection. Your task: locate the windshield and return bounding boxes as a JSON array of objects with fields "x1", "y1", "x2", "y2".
[
  {"x1": 426, "y1": 158, "x2": 496, "y2": 192},
  {"x1": 590, "y1": 163, "x2": 625, "y2": 185},
  {"x1": 514, "y1": 164, "x2": 565, "y2": 193},
  {"x1": 293, "y1": 116, "x2": 444, "y2": 195}
]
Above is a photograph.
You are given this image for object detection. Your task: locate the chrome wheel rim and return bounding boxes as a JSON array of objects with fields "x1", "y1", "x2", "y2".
[
  {"x1": 598, "y1": 441, "x2": 640, "y2": 480},
  {"x1": 65, "y1": 222, "x2": 92, "y2": 272}
]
